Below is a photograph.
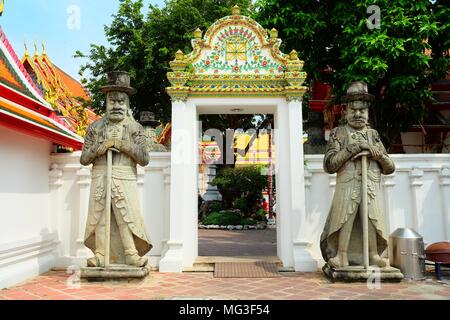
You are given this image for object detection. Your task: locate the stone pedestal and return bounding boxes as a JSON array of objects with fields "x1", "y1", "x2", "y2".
[
  {"x1": 323, "y1": 264, "x2": 403, "y2": 282},
  {"x1": 81, "y1": 265, "x2": 150, "y2": 281},
  {"x1": 202, "y1": 165, "x2": 222, "y2": 201}
]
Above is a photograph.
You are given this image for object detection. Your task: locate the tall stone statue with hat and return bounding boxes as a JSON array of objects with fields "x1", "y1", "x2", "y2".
[
  {"x1": 80, "y1": 71, "x2": 152, "y2": 271},
  {"x1": 139, "y1": 111, "x2": 167, "y2": 152},
  {"x1": 320, "y1": 81, "x2": 402, "y2": 281}
]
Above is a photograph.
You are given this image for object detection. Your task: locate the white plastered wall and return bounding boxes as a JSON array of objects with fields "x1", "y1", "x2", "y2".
[{"x1": 0, "y1": 126, "x2": 56, "y2": 289}]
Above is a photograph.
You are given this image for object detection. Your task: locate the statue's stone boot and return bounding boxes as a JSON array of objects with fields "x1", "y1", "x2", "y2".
[
  {"x1": 328, "y1": 252, "x2": 349, "y2": 268},
  {"x1": 87, "y1": 253, "x2": 105, "y2": 267},
  {"x1": 328, "y1": 256, "x2": 342, "y2": 268},
  {"x1": 126, "y1": 254, "x2": 148, "y2": 267},
  {"x1": 370, "y1": 254, "x2": 387, "y2": 268}
]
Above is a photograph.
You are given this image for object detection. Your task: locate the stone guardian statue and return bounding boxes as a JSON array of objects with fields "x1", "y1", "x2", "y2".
[
  {"x1": 80, "y1": 71, "x2": 151, "y2": 269},
  {"x1": 320, "y1": 81, "x2": 402, "y2": 281}
]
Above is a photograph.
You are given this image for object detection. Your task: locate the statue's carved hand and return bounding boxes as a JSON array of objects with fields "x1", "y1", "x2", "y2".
[
  {"x1": 369, "y1": 146, "x2": 383, "y2": 160},
  {"x1": 113, "y1": 139, "x2": 130, "y2": 153},
  {"x1": 359, "y1": 142, "x2": 370, "y2": 151},
  {"x1": 113, "y1": 139, "x2": 123, "y2": 150},
  {"x1": 346, "y1": 143, "x2": 362, "y2": 155},
  {"x1": 96, "y1": 139, "x2": 115, "y2": 156}
]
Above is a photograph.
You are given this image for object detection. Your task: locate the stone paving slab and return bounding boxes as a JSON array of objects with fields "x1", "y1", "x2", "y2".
[
  {"x1": 198, "y1": 229, "x2": 276, "y2": 256},
  {"x1": 1, "y1": 270, "x2": 449, "y2": 300}
]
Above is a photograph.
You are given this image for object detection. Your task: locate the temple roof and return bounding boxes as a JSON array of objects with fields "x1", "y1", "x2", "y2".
[
  {"x1": 0, "y1": 26, "x2": 83, "y2": 149},
  {"x1": 21, "y1": 42, "x2": 98, "y2": 137},
  {"x1": 0, "y1": 28, "x2": 50, "y2": 111}
]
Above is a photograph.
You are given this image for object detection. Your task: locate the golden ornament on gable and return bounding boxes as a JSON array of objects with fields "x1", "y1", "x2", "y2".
[
  {"x1": 169, "y1": 50, "x2": 189, "y2": 72},
  {"x1": 269, "y1": 28, "x2": 278, "y2": 39},
  {"x1": 167, "y1": 71, "x2": 190, "y2": 87},
  {"x1": 285, "y1": 71, "x2": 307, "y2": 87},
  {"x1": 165, "y1": 5, "x2": 309, "y2": 99},
  {"x1": 194, "y1": 28, "x2": 202, "y2": 39},
  {"x1": 231, "y1": 5, "x2": 241, "y2": 16}
]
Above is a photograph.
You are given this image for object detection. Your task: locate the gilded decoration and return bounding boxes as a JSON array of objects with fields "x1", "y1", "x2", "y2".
[{"x1": 166, "y1": 6, "x2": 307, "y2": 100}]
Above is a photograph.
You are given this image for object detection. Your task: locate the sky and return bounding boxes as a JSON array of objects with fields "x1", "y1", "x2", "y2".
[{"x1": 0, "y1": 0, "x2": 164, "y2": 80}]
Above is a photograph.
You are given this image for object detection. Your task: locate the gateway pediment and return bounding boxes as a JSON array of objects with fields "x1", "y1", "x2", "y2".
[{"x1": 166, "y1": 5, "x2": 307, "y2": 100}]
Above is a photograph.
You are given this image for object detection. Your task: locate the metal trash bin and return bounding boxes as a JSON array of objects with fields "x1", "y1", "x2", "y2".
[{"x1": 389, "y1": 228, "x2": 426, "y2": 280}]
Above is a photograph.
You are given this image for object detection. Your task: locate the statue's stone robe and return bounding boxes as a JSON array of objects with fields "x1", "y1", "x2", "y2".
[
  {"x1": 320, "y1": 126, "x2": 395, "y2": 265},
  {"x1": 80, "y1": 117, "x2": 152, "y2": 261}
]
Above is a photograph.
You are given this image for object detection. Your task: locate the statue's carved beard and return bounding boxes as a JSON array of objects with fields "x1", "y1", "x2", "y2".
[
  {"x1": 108, "y1": 110, "x2": 126, "y2": 122},
  {"x1": 349, "y1": 118, "x2": 367, "y2": 128}
]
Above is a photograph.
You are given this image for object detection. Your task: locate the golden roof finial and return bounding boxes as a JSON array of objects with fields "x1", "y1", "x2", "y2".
[
  {"x1": 194, "y1": 28, "x2": 202, "y2": 40},
  {"x1": 33, "y1": 38, "x2": 39, "y2": 57},
  {"x1": 231, "y1": 5, "x2": 240, "y2": 15},
  {"x1": 270, "y1": 28, "x2": 278, "y2": 39},
  {"x1": 42, "y1": 38, "x2": 47, "y2": 56},
  {"x1": 289, "y1": 49, "x2": 298, "y2": 61},
  {"x1": 24, "y1": 35, "x2": 29, "y2": 57}
]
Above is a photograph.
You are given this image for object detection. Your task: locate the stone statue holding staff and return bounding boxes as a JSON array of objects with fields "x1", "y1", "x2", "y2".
[
  {"x1": 80, "y1": 71, "x2": 151, "y2": 268},
  {"x1": 320, "y1": 81, "x2": 395, "y2": 271}
]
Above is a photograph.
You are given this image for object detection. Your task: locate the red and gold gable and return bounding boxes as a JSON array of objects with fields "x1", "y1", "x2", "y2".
[{"x1": 0, "y1": 49, "x2": 34, "y2": 98}]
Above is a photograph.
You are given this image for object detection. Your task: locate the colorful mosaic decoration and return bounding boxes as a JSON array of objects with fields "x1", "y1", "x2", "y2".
[
  {"x1": 166, "y1": 5, "x2": 307, "y2": 100},
  {"x1": 191, "y1": 24, "x2": 284, "y2": 75}
]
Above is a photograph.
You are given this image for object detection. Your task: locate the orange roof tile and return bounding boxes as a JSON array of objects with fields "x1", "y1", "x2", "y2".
[{"x1": 53, "y1": 65, "x2": 89, "y2": 101}]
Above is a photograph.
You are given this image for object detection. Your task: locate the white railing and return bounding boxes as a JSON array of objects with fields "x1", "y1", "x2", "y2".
[
  {"x1": 304, "y1": 154, "x2": 450, "y2": 262},
  {"x1": 49, "y1": 152, "x2": 171, "y2": 268},
  {"x1": 48, "y1": 152, "x2": 450, "y2": 268}
]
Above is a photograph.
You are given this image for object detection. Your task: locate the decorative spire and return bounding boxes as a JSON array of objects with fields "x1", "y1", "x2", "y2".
[
  {"x1": 42, "y1": 39, "x2": 47, "y2": 55},
  {"x1": 33, "y1": 38, "x2": 39, "y2": 57},
  {"x1": 270, "y1": 28, "x2": 278, "y2": 39},
  {"x1": 194, "y1": 28, "x2": 202, "y2": 40},
  {"x1": 231, "y1": 5, "x2": 240, "y2": 15},
  {"x1": 24, "y1": 35, "x2": 29, "y2": 57},
  {"x1": 169, "y1": 49, "x2": 189, "y2": 72},
  {"x1": 289, "y1": 49, "x2": 298, "y2": 61},
  {"x1": 175, "y1": 49, "x2": 184, "y2": 61}
]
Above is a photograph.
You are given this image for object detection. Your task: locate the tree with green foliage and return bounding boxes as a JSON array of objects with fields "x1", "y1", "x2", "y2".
[
  {"x1": 76, "y1": 0, "x2": 253, "y2": 124},
  {"x1": 211, "y1": 166, "x2": 267, "y2": 216},
  {"x1": 254, "y1": 0, "x2": 449, "y2": 149}
]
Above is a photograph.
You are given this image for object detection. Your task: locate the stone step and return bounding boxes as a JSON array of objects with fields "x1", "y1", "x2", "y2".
[{"x1": 183, "y1": 266, "x2": 215, "y2": 272}]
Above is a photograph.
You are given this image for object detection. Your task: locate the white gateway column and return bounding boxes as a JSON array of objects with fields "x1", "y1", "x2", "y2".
[
  {"x1": 276, "y1": 99, "x2": 317, "y2": 272},
  {"x1": 159, "y1": 99, "x2": 186, "y2": 272},
  {"x1": 274, "y1": 102, "x2": 292, "y2": 266},
  {"x1": 159, "y1": 99, "x2": 198, "y2": 272}
]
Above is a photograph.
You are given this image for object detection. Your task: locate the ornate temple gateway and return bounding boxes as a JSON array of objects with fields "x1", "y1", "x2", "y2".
[{"x1": 160, "y1": 6, "x2": 317, "y2": 272}]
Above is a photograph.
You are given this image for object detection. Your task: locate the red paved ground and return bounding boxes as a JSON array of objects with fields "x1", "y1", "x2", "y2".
[
  {"x1": 2, "y1": 229, "x2": 449, "y2": 300},
  {"x1": 1, "y1": 270, "x2": 449, "y2": 300}
]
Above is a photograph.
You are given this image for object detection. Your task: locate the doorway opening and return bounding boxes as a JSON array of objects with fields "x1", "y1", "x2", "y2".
[{"x1": 197, "y1": 112, "x2": 278, "y2": 261}]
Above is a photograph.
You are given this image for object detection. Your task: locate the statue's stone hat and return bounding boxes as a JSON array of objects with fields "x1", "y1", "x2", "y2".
[
  {"x1": 341, "y1": 81, "x2": 374, "y2": 104},
  {"x1": 101, "y1": 71, "x2": 137, "y2": 95},
  {"x1": 140, "y1": 111, "x2": 161, "y2": 128}
]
